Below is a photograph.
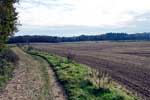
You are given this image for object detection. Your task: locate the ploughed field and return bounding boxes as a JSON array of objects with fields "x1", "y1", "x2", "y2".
[{"x1": 31, "y1": 41, "x2": 150, "y2": 99}]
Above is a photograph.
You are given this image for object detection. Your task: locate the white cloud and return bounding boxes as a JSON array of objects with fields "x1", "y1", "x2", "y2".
[{"x1": 16, "y1": 0, "x2": 150, "y2": 27}]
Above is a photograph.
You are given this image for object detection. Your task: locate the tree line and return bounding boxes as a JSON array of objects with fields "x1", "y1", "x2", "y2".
[{"x1": 8, "y1": 32, "x2": 150, "y2": 43}]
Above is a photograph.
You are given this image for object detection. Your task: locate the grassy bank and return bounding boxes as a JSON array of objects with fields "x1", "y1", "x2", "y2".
[
  {"x1": 0, "y1": 59, "x2": 13, "y2": 91},
  {"x1": 0, "y1": 47, "x2": 19, "y2": 91},
  {"x1": 26, "y1": 48, "x2": 138, "y2": 100}
]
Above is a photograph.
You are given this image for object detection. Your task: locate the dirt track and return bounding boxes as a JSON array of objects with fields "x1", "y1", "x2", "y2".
[
  {"x1": 0, "y1": 47, "x2": 66, "y2": 100},
  {"x1": 32, "y1": 41, "x2": 150, "y2": 100}
]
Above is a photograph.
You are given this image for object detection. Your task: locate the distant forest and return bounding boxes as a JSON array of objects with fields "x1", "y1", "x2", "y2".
[{"x1": 8, "y1": 32, "x2": 150, "y2": 43}]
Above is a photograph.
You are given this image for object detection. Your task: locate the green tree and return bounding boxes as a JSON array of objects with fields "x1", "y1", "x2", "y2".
[{"x1": 0, "y1": 0, "x2": 19, "y2": 51}]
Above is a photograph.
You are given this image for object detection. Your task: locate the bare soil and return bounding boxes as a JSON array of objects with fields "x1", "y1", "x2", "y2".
[{"x1": 31, "y1": 41, "x2": 150, "y2": 100}]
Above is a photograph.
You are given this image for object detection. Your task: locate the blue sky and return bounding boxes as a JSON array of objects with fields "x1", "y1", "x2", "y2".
[{"x1": 15, "y1": 0, "x2": 150, "y2": 36}]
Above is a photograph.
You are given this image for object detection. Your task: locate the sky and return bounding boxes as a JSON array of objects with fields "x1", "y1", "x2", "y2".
[{"x1": 15, "y1": 0, "x2": 150, "y2": 36}]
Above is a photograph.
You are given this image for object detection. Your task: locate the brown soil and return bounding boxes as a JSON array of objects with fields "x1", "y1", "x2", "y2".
[{"x1": 31, "y1": 41, "x2": 150, "y2": 100}]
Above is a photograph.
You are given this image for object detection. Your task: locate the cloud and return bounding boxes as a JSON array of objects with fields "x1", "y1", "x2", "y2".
[
  {"x1": 16, "y1": 0, "x2": 74, "y2": 26},
  {"x1": 15, "y1": 0, "x2": 150, "y2": 36},
  {"x1": 20, "y1": 0, "x2": 150, "y2": 27}
]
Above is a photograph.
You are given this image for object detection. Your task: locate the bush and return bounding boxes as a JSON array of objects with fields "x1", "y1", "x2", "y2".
[
  {"x1": 66, "y1": 51, "x2": 75, "y2": 62},
  {"x1": 27, "y1": 46, "x2": 33, "y2": 51},
  {"x1": 0, "y1": 48, "x2": 19, "y2": 90},
  {"x1": 0, "y1": 48, "x2": 19, "y2": 64},
  {"x1": 0, "y1": 48, "x2": 18, "y2": 90},
  {"x1": 0, "y1": 59, "x2": 13, "y2": 76}
]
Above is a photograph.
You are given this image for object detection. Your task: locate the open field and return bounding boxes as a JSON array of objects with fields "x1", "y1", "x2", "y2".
[{"x1": 31, "y1": 41, "x2": 150, "y2": 99}]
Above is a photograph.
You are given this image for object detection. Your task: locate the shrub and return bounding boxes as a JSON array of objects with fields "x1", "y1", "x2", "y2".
[
  {"x1": 66, "y1": 51, "x2": 75, "y2": 62},
  {"x1": 0, "y1": 59, "x2": 13, "y2": 76},
  {"x1": 27, "y1": 46, "x2": 33, "y2": 51},
  {"x1": 0, "y1": 48, "x2": 19, "y2": 89},
  {"x1": 0, "y1": 48, "x2": 19, "y2": 64},
  {"x1": 0, "y1": 48, "x2": 17, "y2": 90}
]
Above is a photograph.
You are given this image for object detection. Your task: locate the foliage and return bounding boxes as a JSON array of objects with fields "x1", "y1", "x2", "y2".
[
  {"x1": 0, "y1": 59, "x2": 13, "y2": 91},
  {"x1": 0, "y1": 48, "x2": 19, "y2": 91},
  {"x1": 0, "y1": 48, "x2": 19, "y2": 64},
  {"x1": 0, "y1": 0, "x2": 19, "y2": 51},
  {"x1": 8, "y1": 32, "x2": 150, "y2": 44},
  {"x1": 26, "y1": 49, "x2": 138, "y2": 100}
]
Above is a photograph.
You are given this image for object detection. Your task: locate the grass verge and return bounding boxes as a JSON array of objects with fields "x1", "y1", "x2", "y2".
[{"x1": 26, "y1": 48, "x2": 138, "y2": 100}]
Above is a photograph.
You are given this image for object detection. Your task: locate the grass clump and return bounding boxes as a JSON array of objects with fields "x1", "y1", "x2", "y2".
[{"x1": 26, "y1": 49, "x2": 138, "y2": 100}]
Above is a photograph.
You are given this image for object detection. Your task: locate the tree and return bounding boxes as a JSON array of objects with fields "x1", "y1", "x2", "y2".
[{"x1": 0, "y1": 0, "x2": 19, "y2": 51}]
